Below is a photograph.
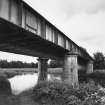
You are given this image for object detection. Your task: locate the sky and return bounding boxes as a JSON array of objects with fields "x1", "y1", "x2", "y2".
[{"x1": 0, "y1": 0, "x2": 105, "y2": 62}]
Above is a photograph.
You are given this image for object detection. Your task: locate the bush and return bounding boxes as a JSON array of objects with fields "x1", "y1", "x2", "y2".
[
  {"x1": 32, "y1": 81, "x2": 81, "y2": 105},
  {"x1": 79, "y1": 81, "x2": 98, "y2": 96},
  {"x1": 32, "y1": 81, "x2": 86, "y2": 105},
  {"x1": 0, "y1": 76, "x2": 11, "y2": 95},
  {"x1": 88, "y1": 71, "x2": 105, "y2": 79},
  {"x1": 32, "y1": 81, "x2": 101, "y2": 105},
  {"x1": 88, "y1": 71, "x2": 105, "y2": 87}
]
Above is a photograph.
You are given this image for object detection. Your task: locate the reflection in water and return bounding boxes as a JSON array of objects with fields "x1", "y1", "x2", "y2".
[
  {"x1": 8, "y1": 73, "x2": 61, "y2": 95},
  {"x1": 8, "y1": 73, "x2": 38, "y2": 95},
  {"x1": 8, "y1": 73, "x2": 51, "y2": 95}
]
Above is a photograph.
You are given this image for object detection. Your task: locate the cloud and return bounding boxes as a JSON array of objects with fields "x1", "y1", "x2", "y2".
[
  {"x1": 79, "y1": 36, "x2": 105, "y2": 56},
  {"x1": 60, "y1": 11, "x2": 105, "y2": 55},
  {"x1": 60, "y1": 0, "x2": 105, "y2": 17},
  {"x1": 18, "y1": 0, "x2": 105, "y2": 56}
]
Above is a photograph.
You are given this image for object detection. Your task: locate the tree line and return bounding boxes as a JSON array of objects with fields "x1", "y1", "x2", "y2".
[{"x1": 0, "y1": 60, "x2": 38, "y2": 68}]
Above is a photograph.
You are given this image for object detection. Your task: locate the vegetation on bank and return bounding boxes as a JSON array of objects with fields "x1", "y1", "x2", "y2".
[
  {"x1": 32, "y1": 81, "x2": 105, "y2": 105},
  {"x1": 0, "y1": 75, "x2": 19, "y2": 105},
  {"x1": 88, "y1": 70, "x2": 105, "y2": 87},
  {"x1": 1, "y1": 74, "x2": 105, "y2": 105},
  {"x1": 93, "y1": 52, "x2": 105, "y2": 70}
]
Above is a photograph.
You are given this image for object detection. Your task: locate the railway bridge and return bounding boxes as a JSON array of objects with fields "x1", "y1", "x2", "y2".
[{"x1": 0, "y1": 0, "x2": 93, "y2": 86}]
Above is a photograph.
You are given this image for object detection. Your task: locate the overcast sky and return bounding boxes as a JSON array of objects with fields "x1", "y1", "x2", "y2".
[{"x1": 0, "y1": 0, "x2": 105, "y2": 62}]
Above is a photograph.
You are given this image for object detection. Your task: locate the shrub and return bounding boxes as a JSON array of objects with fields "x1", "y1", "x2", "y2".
[
  {"x1": 32, "y1": 81, "x2": 101, "y2": 105},
  {"x1": 32, "y1": 81, "x2": 84, "y2": 105},
  {"x1": 33, "y1": 81, "x2": 77, "y2": 105},
  {"x1": 0, "y1": 75, "x2": 11, "y2": 95},
  {"x1": 79, "y1": 81, "x2": 98, "y2": 96},
  {"x1": 88, "y1": 71, "x2": 105, "y2": 87},
  {"x1": 88, "y1": 71, "x2": 105, "y2": 79}
]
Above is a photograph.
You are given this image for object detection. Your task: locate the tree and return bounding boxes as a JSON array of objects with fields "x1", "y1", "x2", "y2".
[{"x1": 93, "y1": 52, "x2": 105, "y2": 69}]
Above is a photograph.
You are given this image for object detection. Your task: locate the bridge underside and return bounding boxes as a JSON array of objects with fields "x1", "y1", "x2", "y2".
[
  {"x1": 0, "y1": 18, "x2": 93, "y2": 86},
  {"x1": 0, "y1": 18, "x2": 67, "y2": 59}
]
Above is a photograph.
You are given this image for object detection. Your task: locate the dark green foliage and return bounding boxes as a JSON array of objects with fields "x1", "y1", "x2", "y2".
[
  {"x1": 0, "y1": 76, "x2": 11, "y2": 95},
  {"x1": 93, "y1": 52, "x2": 105, "y2": 69},
  {"x1": 79, "y1": 82, "x2": 98, "y2": 96},
  {"x1": 88, "y1": 71, "x2": 105, "y2": 87},
  {"x1": 32, "y1": 81, "x2": 100, "y2": 105},
  {"x1": 78, "y1": 71, "x2": 87, "y2": 83},
  {"x1": 88, "y1": 71, "x2": 105, "y2": 79},
  {"x1": 0, "y1": 60, "x2": 38, "y2": 68},
  {"x1": 32, "y1": 81, "x2": 81, "y2": 105}
]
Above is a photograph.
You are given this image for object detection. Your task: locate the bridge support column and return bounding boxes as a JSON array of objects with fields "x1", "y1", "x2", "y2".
[
  {"x1": 38, "y1": 58, "x2": 48, "y2": 82},
  {"x1": 63, "y1": 53, "x2": 78, "y2": 87},
  {"x1": 86, "y1": 61, "x2": 93, "y2": 74}
]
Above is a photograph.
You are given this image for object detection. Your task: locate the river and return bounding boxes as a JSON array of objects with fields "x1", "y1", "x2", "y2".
[{"x1": 8, "y1": 73, "x2": 61, "y2": 95}]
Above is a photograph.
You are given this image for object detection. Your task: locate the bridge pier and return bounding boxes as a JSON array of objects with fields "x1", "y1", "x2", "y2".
[
  {"x1": 37, "y1": 57, "x2": 48, "y2": 82},
  {"x1": 63, "y1": 53, "x2": 78, "y2": 86},
  {"x1": 86, "y1": 61, "x2": 93, "y2": 74}
]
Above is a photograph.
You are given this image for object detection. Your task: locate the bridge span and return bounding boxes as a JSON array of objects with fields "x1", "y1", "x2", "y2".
[{"x1": 0, "y1": 0, "x2": 93, "y2": 86}]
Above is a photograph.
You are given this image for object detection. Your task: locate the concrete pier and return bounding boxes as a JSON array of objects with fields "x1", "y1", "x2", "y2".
[
  {"x1": 38, "y1": 58, "x2": 48, "y2": 82},
  {"x1": 63, "y1": 53, "x2": 78, "y2": 86},
  {"x1": 86, "y1": 61, "x2": 93, "y2": 74}
]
